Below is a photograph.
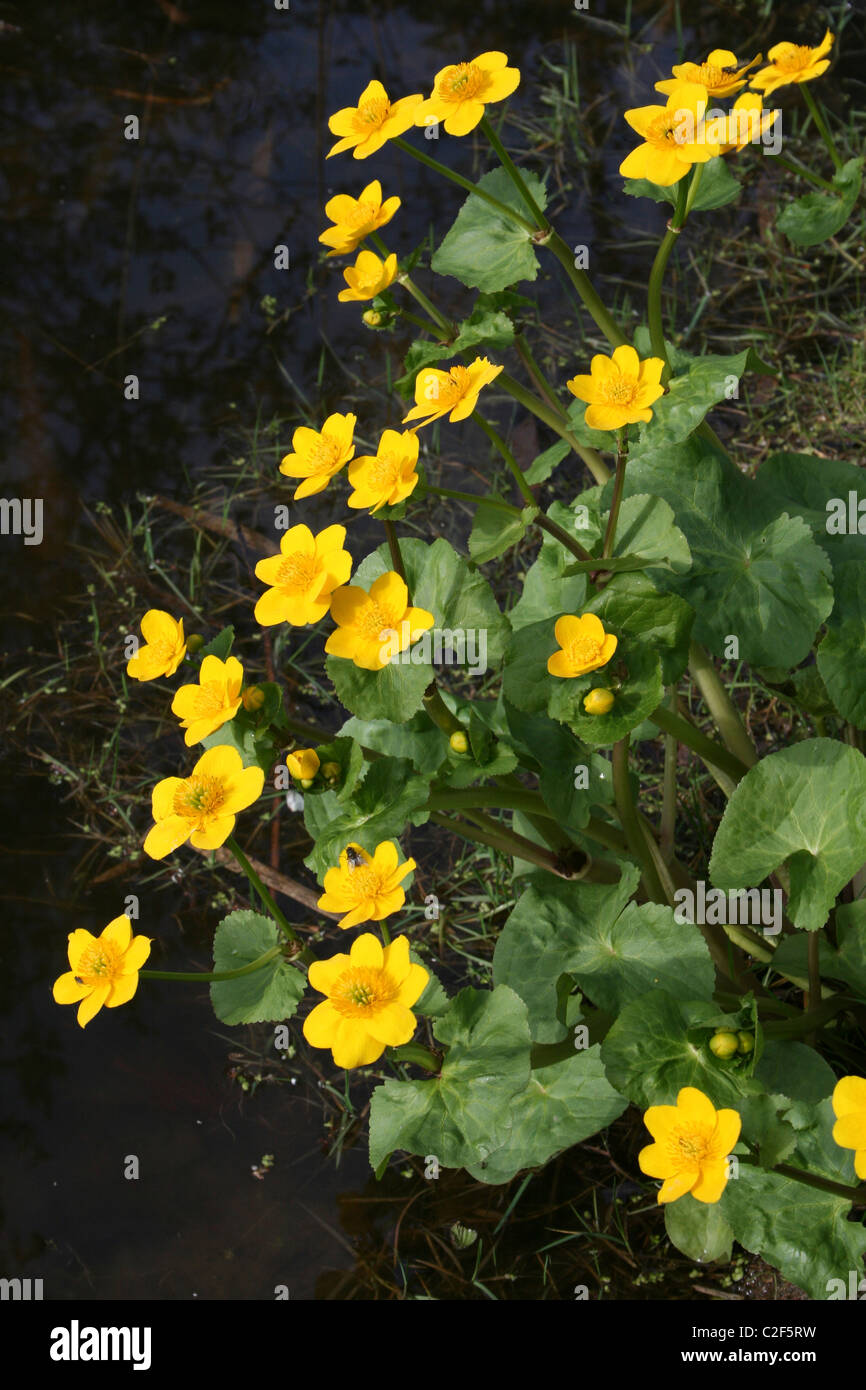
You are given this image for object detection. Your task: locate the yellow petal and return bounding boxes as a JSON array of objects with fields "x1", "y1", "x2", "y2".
[
  {"x1": 77, "y1": 983, "x2": 111, "y2": 1028},
  {"x1": 53, "y1": 971, "x2": 90, "y2": 1004},
  {"x1": 144, "y1": 815, "x2": 191, "y2": 860},
  {"x1": 101, "y1": 915, "x2": 133, "y2": 952},
  {"x1": 691, "y1": 1160, "x2": 729, "y2": 1204},
  {"x1": 349, "y1": 934, "x2": 385, "y2": 969},
  {"x1": 105, "y1": 973, "x2": 140, "y2": 1008},
  {"x1": 303, "y1": 1000, "x2": 342, "y2": 1048}
]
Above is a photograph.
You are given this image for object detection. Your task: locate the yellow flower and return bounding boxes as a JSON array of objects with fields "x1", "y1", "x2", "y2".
[
  {"x1": 337, "y1": 249, "x2": 398, "y2": 303},
  {"x1": 402, "y1": 356, "x2": 503, "y2": 429},
  {"x1": 303, "y1": 933, "x2": 429, "y2": 1068},
  {"x1": 143, "y1": 745, "x2": 264, "y2": 859},
  {"x1": 327, "y1": 80, "x2": 423, "y2": 160},
  {"x1": 278, "y1": 413, "x2": 356, "y2": 500},
  {"x1": 414, "y1": 51, "x2": 520, "y2": 136},
  {"x1": 126, "y1": 610, "x2": 187, "y2": 682},
  {"x1": 170, "y1": 655, "x2": 244, "y2": 747},
  {"x1": 287, "y1": 748, "x2": 320, "y2": 781},
  {"x1": 718, "y1": 92, "x2": 780, "y2": 154},
  {"x1": 831, "y1": 1075, "x2": 866, "y2": 1180},
  {"x1": 52, "y1": 915, "x2": 152, "y2": 1029},
  {"x1": 567, "y1": 344, "x2": 665, "y2": 431},
  {"x1": 318, "y1": 841, "x2": 416, "y2": 929},
  {"x1": 325, "y1": 571, "x2": 434, "y2": 671},
  {"x1": 319, "y1": 180, "x2": 401, "y2": 256},
  {"x1": 655, "y1": 50, "x2": 761, "y2": 99},
  {"x1": 751, "y1": 30, "x2": 834, "y2": 97},
  {"x1": 548, "y1": 613, "x2": 618, "y2": 679},
  {"x1": 347, "y1": 428, "x2": 420, "y2": 512},
  {"x1": 619, "y1": 82, "x2": 721, "y2": 186},
  {"x1": 583, "y1": 687, "x2": 615, "y2": 715},
  {"x1": 639, "y1": 1086, "x2": 742, "y2": 1204},
  {"x1": 254, "y1": 524, "x2": 353, "y2": 626}
]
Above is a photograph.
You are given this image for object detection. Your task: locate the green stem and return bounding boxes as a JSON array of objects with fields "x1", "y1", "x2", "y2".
[
  {"x1": 383, "y1": 519, "x2": 407, "y2": 585},
  {"x1": 422, "y1": 685, "x2": 464, "y2": 737},
  {"x1": 392, "y1": 136, "x2": 536, "y2": 232},
  {"x1": 601, "y1": 429, "x2": 628, "y2": 560},
  {"x1": 688, "y1": 642, "x2": 758, "y2": 768},
  {"x1": 397, "y1": 305, "x2": 442, "y2": 334},
  {"x1": 140, "y1": 944, "x2": 284, "y2": 982},
  {"x1": 647, "y1": 174, "x2": 690, "y2": 379},
  {"x1": 428, "y1": 787, "x2": 557, "y2": 819},
  {"x1": 544, "y1": 229, "x2": 627, "y2": 350},
  {"x1": 480, "y1": 112, "x2": 549, "y2": 229},
  {"x1": 801, "y1": 85, "x2": 843, "y2": 171},
  {"x1": 536, "y1": 513, "x2": 596, "y2": 566},
  {"x1": 612, "y1": 737, "x2": 666, "y2": 903},
  {"x1": 426, "y1": 485, "x2": 520, "y2": 514},
  {"x1": 227, "y1": 835, "x2": 299, "y2": 944},
  {"x1": 649, "y1": 704, "x2": 748, "y2": 784},
  {"x1": 473, "y1": 411, "x2": 535, "y2": 506},
  {"x1": 388, "y1": 1042, "x2": 440, "y2": 1071},
  {"x1": 498, "y1": 370, "x2": 610, "y2": 484},
  {"x1": 429, "y1": 809, "x2": 586, "y2": 880},
  {"x1": 766, "y1": 152, "x2": 837, "y2": 192},
  {"x1": 369, "y1": 230, "x2": 453, "y2": 335},
  {"x1": 513, "y1": 332, "x2": 569, "y2": 416},
  {"x1": 660, "y1": 687, "x2": 677, "y2": 864}
]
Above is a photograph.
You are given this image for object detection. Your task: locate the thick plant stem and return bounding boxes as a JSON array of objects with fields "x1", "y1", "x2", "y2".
[
  {"x1": 383, "y1": 519, "x2": 407, "y2": 585},
  {"x1": 428, "y1": 809, "x2": 586, "y2": 879},
  {"x1": 498, "y1": 371, "x2": 610, "y2": 484},
  {"x1": 536, "y1": 513, "x2": 596, "y2": 566},
  {"x1": 392, "y1": 136, "x2": 536, "y2": 231},
  {"x1": 649, "y1": 703, "x2": 749, "y2": 784},
  {"x1": 140, "y1": 944, "x2": 284, "y2": 983},
  {"x1": 426, "y1": 485, "x2": 519, "y2": 514},
  {"x1": 601, "y1": 429, "x2": 628, "y2": 560},
  {"x1": 423, "y1": 685, "x2": 464, "y2": 737},
  {"x1": 801, "y1": 86, "x2": 842, "y2": 171},
  {"x1": 428, "y1": 786, "x2": 559, "y2": 819},
  {"x1": 612, "y1": 737, "x2": 667, "y2": 903},
  {"x1": 388, "y1": 1042, "x2": 440, "y2": 1071},
  {"x1": 480, "y1": 113, "x2": 549, "y2": 228},
  {"x1": 688, "y1": 642, "x2": 758, "y2": 768},
  {"x1": 647, "y1": 174, "x2": 690, "y2": 380},
  {"x1": 660, "y1": 686, "x2": 678, "y2": 864},
  {"x1": 766, "y1": 152, "x2": 837, "y2": 191},
  {"x1": 369, "y1": 230, "x2": 453, "y2": 335},
  {"x1": 227, "y1": 835, "x2": 299, "y2": 944},
  {"x1": 738, "y1": 1154, "x2": 866, "y2": 1205}
]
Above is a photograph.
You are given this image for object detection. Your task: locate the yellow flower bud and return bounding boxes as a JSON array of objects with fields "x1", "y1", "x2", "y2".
[
  {"x1": 362, "y1": 309, "x2": 383, "y2": 327},
  {"x1": 449, "y1": 730, "x2": 469, "y2": 754},
  {"x1": 185, "y1": 633, "x2": 205, "y2": 654},
  {"x1": 709, "y1": 1031, "x2": 739, "y2": 1060},
  {"x1": 583, "y1": 687, "x2": 615, "y2": 715},
  {"x1": 322, "y1": 762, "x2": 341, "y2": 782},
  {"x1": 737, "y1": 1031, "x2": 755, "y2": 1055},
  {"x1": 242, "y1": 685, "x2": 266, "y2": 712}
]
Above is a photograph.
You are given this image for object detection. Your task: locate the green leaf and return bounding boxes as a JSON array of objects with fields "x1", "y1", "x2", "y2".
[
  {"x1": 564, "y1": 900, "x2": 716, "y2": 1015},
  {"x1": 777, "y1": 156, "x2": 863, "y2": 248},
  {"x1": 493, "y1": 867, "x2": 640, "y2": 1042},
  {"x1": 468, "y1": 500, "x2": 527, "y2": 564},
  {"x1": 209, "y1": 911, "x2": 305, "y2": 1025},
  {"x1": 635, "y1": 348, "x2": 773, "y2": 450},
  {"x1": 621, "y1": 438, "x2": 835, "y2": 667},
  {"x1": 772, "y1": 913, "x2": 866, "y2": 1002},
  {"x1": 624, "y1": 157, "x2": 741, "y2": 213},
  {"x1": 753, "y1": 1041, "x2": 837, "y2": 1104},
  {"x1": 326, "y1": 650, "x2": 432, "y2": 723},
  {"x1": 601, "y1": 493, "x2": 692, "y2": 575},
  {"x1": 664, "y1": 1197, "x2": 734, "y2": 1264},
  {"x1": 600, "y1": 991, "x2": 756, "y2": 1109},
  {"x1": 709, "y1": 739, "x2": 866, "y2": 932},
  {"x1": 502, "y1": 702, "x2": 613, "y2": 833},
  {"x1": 465, "y1": 1046, "x2": 628, "y2": 1184},
  {"x1": 817, "y1": 560, "x2": 866, "y2": 729},
  {"x1": 431, "y1": 167, "x2": 548, "y2": 293},
  {"x1": 340, "y1": 711, "x2": 449, "y2": 776},
  {"x1": 394, "y1": 296, "x2": 516, "y2": 397},
  {"x1": 368, "y1": 985, "x2": 533, "y2": 1170},
  {"x1": 411, "y1": 537, "x2": 510, "y2": 666},
  {"x1": 508, "y1": 503, "x2": 593, "y2": 632},
  {"x1": 411, "y1": 951, "x2": 451, "y2": 1017},
  {"x1": 718, "y1": 1164, "x2": 866, "y2": 1300},
  {"x1": 586, "y1": 572, "x2": 695, "y2": 686},
  {"x1": 200, "y1": 625, "x2": 234, "y2": 661},
  {"x1": 736, "y1": 1094, "x2": 799, "y2": 1170},
  {"x1": 525, "y1": 438, "x2": 570, "y2": 485},
  {"x1": 302, "y1": 755, "x2": 430, "y2": 881},
  {"x1": 754, "y1": 451, "x2": 866, "y2": 568},
  {"x1": 200, "y1": 712, "x2": 276, "y2": 775}
]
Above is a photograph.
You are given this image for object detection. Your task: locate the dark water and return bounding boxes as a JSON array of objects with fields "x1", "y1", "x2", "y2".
[{"x1": 2, "y1": 0, "x2": 859, "y2": 1299}]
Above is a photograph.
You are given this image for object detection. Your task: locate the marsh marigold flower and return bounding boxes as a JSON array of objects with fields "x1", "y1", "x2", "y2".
[
  {"x1": 567, "y1": 344, "x2": 665, "y2": 431},
  {"x1": 325, "y1": 570, "x2": 434, "y2": 671},
  {"x1": 318, "y1": 841, "x2": 416, "y2": 929},
  {"x1": 303, "y1": 933, "x2": 429, "y2": 1068},
  {"x1": 414, "y1": 52, "x2": 520, "y2": 136},
  {"x1": 144, "y1": 745, "x2": 264, "y2": 859},
  {"x1": 548, "y1": 613, "x2": 618, "y2": 679},
  {"x1": 348, "y1": 428, "x2": 420, "y2": 512},
  {"x1": 655, "y1": 50, "x2": 760, "y2": 99},
  {"x1": 278, "y1": 413, "x2": 356, "y2": 500},
  {"x1": 126, "y1": 609, "x2": 187, "y2": 682},
  {"x1": 620, "y1": 81, "x2": 721, "y2": 186},
  {"x1": 718, "y1": 92, "x2": 780, "y2": 154},
  {"x1": 751, "y1": 30, "x2": 834, "y2": 97},
  {"x1": 403, "y1": 357, "x2": 503, "y2": 429},
  {"x1": 337, "y1": 249, "x2": 398, "y2": 303},
  {"x1": 639, "y1": 1086, "x2": 742, "y2": 1204},
  {"x1": 327, "y1": 80, "x2": 422, "y2": 160},
  {"x1": 287, "y1": 748, "x2": 320, "y2": 781},
  {"x1": 254, "y1": 524, "x2": 352, "y2": 627},
  {"x1": 53, "y1": 915, "x2": 152, "y2": 1029},
  {"x1": 171, "y1": 655, "x2": 244, "y2": 747},
  {"x1": 319, "y1": 180, "x2": 401, "y2": 256},
  {"x1": 831, "y1": 1075, "x2": 866, "y2": 1179}
]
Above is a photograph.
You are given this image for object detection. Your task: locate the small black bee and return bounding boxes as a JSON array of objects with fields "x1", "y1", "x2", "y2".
[
  {"x1": 74, "y1": 976, "x2": 84, "y2": 985},
  {"x1": 345, "y1": 845, "x2": 365, "y2": 870}
]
